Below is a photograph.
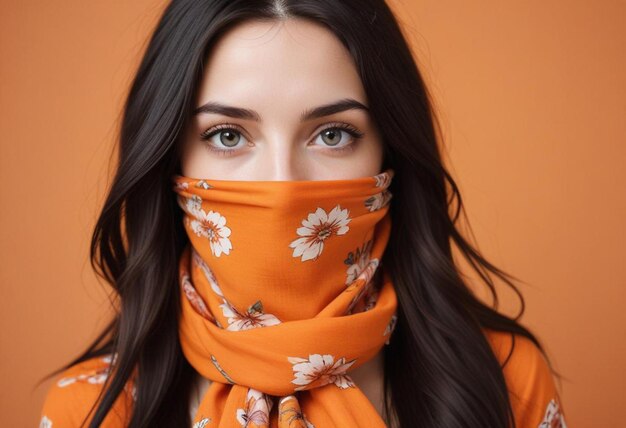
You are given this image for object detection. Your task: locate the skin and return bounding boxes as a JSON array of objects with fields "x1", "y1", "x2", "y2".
[
  {"x1": 179, "y1": 18, "x2": 385, "y2": 181},
  {"x1": 180, "y1": 18, "x2": 388, "y2": 420}
]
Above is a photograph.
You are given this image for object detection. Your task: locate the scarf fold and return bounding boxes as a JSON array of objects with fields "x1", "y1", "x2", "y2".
[{"x1": 171, "y1": 168, "x2": 398, "y2": 428}]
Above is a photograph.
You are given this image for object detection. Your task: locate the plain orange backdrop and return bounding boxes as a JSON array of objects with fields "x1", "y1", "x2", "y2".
[{"x1": 1, "y1": 1, "x2": 624, "y2": 426}]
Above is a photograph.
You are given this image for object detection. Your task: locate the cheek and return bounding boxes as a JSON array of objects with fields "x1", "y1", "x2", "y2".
[
  {"x1": 323, "y1": 138, "x2": 385, "y2": 179},
  {"x1": 179, "y1": 139, "x2": 214, "y2": 178},
  {"x1": 356, "y1": 138, "x2": 385, "y2": 176},
  {"x1": 179, "y1": 139, "x2": 252, "y2": 180}
]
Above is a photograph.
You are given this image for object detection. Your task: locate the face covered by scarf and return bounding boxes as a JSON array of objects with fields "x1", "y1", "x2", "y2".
[{"x1": 171, "y1": 167, "x2": 399, "y2": 428}]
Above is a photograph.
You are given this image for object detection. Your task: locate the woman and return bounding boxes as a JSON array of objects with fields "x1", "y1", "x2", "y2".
[{"x1": 38, "y1": 1, "x2": 567, "y2": 427}]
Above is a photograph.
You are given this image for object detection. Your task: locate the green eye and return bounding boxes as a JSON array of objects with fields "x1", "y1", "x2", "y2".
[
  {"x1": 200, "y1": 124, "x2": 248, "y2": 156},
  {"x1": 314, "y1": 123, "x2": 364, "y2": 153}
]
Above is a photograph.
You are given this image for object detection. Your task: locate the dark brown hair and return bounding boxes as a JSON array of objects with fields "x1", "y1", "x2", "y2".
[{"x1": 39, "y1": 0, "x2": 559, "y2": 426}]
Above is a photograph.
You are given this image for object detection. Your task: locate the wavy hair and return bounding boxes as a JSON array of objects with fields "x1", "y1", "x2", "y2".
[{"x1": 39, "y1": 0, "x2": 559, "y2": 426}]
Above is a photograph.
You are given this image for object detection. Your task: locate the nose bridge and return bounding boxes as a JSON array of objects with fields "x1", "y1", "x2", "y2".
[{"x1": 265, "y1": 130, "x2": 303, "y2": 182}]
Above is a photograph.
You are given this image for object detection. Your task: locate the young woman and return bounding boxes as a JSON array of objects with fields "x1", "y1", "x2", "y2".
[{"x1": 38, "y1": 1, "x2": 567, "y2": 427}]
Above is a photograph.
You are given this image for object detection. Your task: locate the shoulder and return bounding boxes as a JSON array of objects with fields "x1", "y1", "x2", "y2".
[
  {"x1": 39, "y1": 353, "x2": 136, "y2": 428},
  {"x1": 483, "y1": 329, "x2": 568, "y2": 428}
]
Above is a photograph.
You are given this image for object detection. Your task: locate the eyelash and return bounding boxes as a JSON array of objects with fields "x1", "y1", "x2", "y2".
[{"x1": 199, "y1": 122, "x2": 365, "y2": 157}]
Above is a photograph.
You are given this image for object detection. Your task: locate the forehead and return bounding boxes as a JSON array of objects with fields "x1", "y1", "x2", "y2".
[{"x1": 197, "y1": 18, "x2": 367, "y2": 108}]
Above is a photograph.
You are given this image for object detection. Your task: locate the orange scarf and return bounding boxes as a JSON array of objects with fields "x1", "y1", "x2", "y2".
[{"x1": 171, "y1": 168, "x2": 398, "y2": 427}]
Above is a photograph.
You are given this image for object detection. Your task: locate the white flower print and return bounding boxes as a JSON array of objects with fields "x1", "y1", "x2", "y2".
[
  {"x1": 195, "y1": 180, "x2": 212, "y2": 190},
  {"x1": 175, "y1": 194, "x2": 202, "y2": 218},
  {"x1": 278, "y1": 395, "x2": 315, "y2": 428},
  {"x1": 344, "y1": 240, "x2": 373, "y2": 285},
  {"x1": 57, "y1": 366, "x2": 109, "y2": 387},
  {"x1": 373, "y1": 171, "x2": 393, "y2": 188},
  {"x1": 192, "y1": 417, "x2": 212, "y2": 428},
  {"x1": 364, "y1": 190, "x2": 392, "y2": 212},
  {"x1": 39, "y1": 415, "x2": 52, "y2": 428},
  {"x1": 101, "y1": 353, "x2": 117, "y2": 365},
  {"x1": 346, "y1": 258, "x2": 379, "y2": 292},
  {"x1": 186, "y1": 194, "x2": 203, "y2": 216},
  {"x1": 345, "y1": 263, "x2": 381, "y2": 315},
  {"x1": 181, "y1": 271, "x2": 213, "y2": 320},
  {"x1": 383, "y1": 313, "x2": 398, "y2": 345},
  {"x1": 362, "y1": 287, "x2": 379, "y2": 312},
  {"x1": 236, "y1": 388, "x2": 274, "y2": 427},
  {"x1": 189, "y1": 209, "x2": 232, "y2": 257},
  {"x1": 174, "y1": 181, "x2": 189, "y2": 191},
  {"x1": 55, "y1": 354, "x2": 137, "y2": 401},
  {"x1": 287, "y1": 353, "x2": 356, "y2": 391},
  {"x1": 192, "y1": 248, "x2": 224, "y2": 297},
  {"x1": 128, "y1": 384, "x2": 137, "y2": 402},
  {"x1": 220, "y1": 299, "x2": 281, "y2": 331},
  {"x1": 538, "y1": 398, "x2": 567, "y2": 428},
  {"x1": 289, "y1": 205, "x2": 351, "y2": 262}
]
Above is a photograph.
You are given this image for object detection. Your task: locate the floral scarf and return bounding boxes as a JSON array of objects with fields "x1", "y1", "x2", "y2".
[{"x1": 171, "y1": 168, "x2": 398, "y2": 427}]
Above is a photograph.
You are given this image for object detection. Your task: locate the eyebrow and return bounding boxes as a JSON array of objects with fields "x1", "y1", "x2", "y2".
[{"x1": 193, "y1": 98, "x2": 369, "y2": 122}]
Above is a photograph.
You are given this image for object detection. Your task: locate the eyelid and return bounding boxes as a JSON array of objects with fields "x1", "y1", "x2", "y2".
[
  {"x1": 200, "y1": 123, "x2": 249, "y2": 141},
  {"x1": 312, "y1": 121, "x2": 364, "y2": 142},
  {"x1": 199, "y1": 121, "x2": 364, "y2": 154}
]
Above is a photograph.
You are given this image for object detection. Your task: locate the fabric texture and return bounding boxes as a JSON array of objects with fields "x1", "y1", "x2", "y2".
[
  {"x1": 172, "y1": 168, "x2": 398, "y2": 427},
  {"x1": 38, "y1": 168, "x2": 568, "y2": 428},
  {"x1": 38, "y1": 331, "x2": 568, "y2": 427}
]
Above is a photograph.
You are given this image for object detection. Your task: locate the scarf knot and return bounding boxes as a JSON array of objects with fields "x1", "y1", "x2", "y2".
[{"x1": 172, "y1": 169, "x2": 398, "y2": 427}]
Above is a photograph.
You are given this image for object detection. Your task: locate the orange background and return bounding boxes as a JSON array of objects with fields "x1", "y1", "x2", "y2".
[{"x1": 1, "y1": 1, "x2": 624, "y2": 426}]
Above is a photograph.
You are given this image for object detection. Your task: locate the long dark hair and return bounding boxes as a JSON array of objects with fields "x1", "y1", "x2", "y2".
[{"x1": 39, "y1": 0, "x2": 560, "y2": 426}]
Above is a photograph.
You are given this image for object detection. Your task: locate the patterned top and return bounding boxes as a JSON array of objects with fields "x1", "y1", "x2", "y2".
[{"x1": 38, "y1": 329, "x2": 566, "y2": 427}]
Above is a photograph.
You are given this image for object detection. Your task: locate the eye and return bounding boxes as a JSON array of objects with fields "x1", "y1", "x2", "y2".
[
  {"x1": 312, "y1": 122, "x2": 364, "y2": 152},
  {"x1": 200, "y1": 124, "x2": 249, "y2": 156},
  {"x1": 199, "y1": 122, "x2": 365, "y2": 157}
]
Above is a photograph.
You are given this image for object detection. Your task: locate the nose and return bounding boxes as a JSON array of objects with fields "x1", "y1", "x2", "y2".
[{"x1": 263, "y1": 137, "x2": 305, "y2": 182}]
